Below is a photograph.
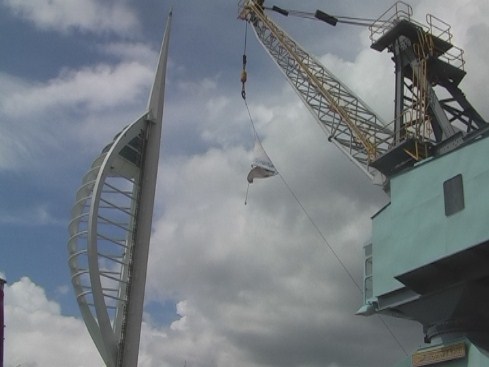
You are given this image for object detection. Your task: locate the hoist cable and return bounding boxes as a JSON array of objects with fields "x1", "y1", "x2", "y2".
[
  {"x1": 243, "y1": 98, "x2": 259, "y2": 140},
  {"x1": 241, "y1": 96, "x2": 407, "y2": 356},
  {"x1": 241, "y1": 22, "x2": 249, "y2": 100},
  {"x1": 243, "y1": 98, "x2": 262, "y2": 205},
  {"x1": 242, "y1": 98, "x2": 361, "y2": 293},
  {"x1": 243, "y1": 20, "x2": 248, "y2": 54}
]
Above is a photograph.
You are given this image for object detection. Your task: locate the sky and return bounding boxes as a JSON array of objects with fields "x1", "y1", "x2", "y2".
[{"x1": 1, "y1": 0, "x2": 489, "y2": 366}]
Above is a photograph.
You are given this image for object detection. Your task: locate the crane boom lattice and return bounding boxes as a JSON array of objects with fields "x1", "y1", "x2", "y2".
[{"x1": 239, "y1": 0, "x2": 394, "y2": 180}]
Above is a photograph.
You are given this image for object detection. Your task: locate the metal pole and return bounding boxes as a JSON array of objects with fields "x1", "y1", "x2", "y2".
[
  {"x1": 119, "y1": 12, "x2": 172, "y2": 367},
  {"x1": 0, "y1": 278, "x2": 6, "y2": 367}
]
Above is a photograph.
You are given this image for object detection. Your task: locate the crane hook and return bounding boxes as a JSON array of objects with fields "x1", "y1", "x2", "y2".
[
  {"x1": 241, "y1": 21, "x2": 249, "y2": 100},
  {"x1": 241, "y1": 54, "x2": 247, "y2": 99}
]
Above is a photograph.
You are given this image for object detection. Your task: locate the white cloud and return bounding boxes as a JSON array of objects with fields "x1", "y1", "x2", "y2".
[
  {"x1": 101, "y1": 42, "x2": 159, "y2": 64},
  {"x1": 4, "y1": 277, "x2": 104, "y2": 367},
  {"x1": 140, "y1": 2, "x2": 489, "y2": 366},
  {"x1": 3, "y1": 1, "x2": 489, "y2": 366},
  {"x1": 55, "y1": 284, "x2": 70, "y2": 296},
  {"x1": 2, "y1": 0, "x2": 139, "y2": 35},
  {"x1": 6, "y1": 277, "x2": 60, "y2": 314},
  {"x1": 318, "y1": 50, "x2": 393, "y2": 122},
  {"x1": 0, "y1": 204, "x2": 62, "y2": 226},
  {"x1": 142, "y1": 83, "x2": 414, "y2": 367},
  {"x1": 0, "y1": 60, "x2": 154, "y2": 171},
  {"x1": 3, "y1": 277, "x2": 245, "y2": 367},
  {"x1": 1, "y1": 62, "x2": 152, "y2": 118},
  {"x1": 140, "y1": 299, "x2": 249, "y2": 367}
]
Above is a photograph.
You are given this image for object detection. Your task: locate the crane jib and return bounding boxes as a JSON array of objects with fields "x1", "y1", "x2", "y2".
[{"x1": 240, "y1": 0, "x2": 393, "y2": 181}]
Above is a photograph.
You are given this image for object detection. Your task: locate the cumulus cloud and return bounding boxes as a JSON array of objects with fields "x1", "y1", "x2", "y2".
[
  {"x1": 1, "y1": 63, "x2": 153, "y2": 118},
  {"x1": 3, "y1": 277, "x2": 250, "y2": 367},
  {"x1": 101, "y1": 42, "x2": 160, "y2": 64},
  {"x1": 0, "y1": 204, "x2": 61, "y2": 226},
  {"x1": 3, "y1": 1, "x2": 489, "y2": 366},
  {"x1": 140, "y1": 2, "x2": 489, "y2": 367},
  {"x1": 0, "y1": 59, "x2": 155, "y2": 171},
  {"x1": 4, "y1": 277, "x2": 103, "y2": 367},
  {"x1": 142, "y1": 79, "x2": 413, "y2": 367},
  {"x1": 2, "y1": 0, "x2": 140, "y2": 35}
]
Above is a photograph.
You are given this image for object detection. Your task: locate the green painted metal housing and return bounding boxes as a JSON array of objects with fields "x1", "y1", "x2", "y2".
[
  {"x1": 372, "y1": 134, "x2": 489, "y2": 299},
  {"x1": 362, "y1": 134, "x2": 489, "y2": 353}
]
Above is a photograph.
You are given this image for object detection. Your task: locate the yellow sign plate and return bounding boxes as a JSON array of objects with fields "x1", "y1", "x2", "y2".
[{"x1": 412, "y1": 342, "x2": 466, "y2": 366}]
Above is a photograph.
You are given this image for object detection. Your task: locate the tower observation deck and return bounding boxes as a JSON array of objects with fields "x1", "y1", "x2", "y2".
[{"x1": 67, "y1": 12, "x2": 172, "y2": 367}]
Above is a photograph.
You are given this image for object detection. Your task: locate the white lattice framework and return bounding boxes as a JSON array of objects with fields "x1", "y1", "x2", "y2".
[{"x1": 68, "y1": 117, "x2": 145, "y2": 366}]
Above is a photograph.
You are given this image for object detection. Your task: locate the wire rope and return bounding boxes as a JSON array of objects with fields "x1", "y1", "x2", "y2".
[
  {"x1": 242, "y1": 97, "x2": 408, "y2": 356},
  {"x1": 266, "y1": 6, "x2": 387, "y2": 28}
]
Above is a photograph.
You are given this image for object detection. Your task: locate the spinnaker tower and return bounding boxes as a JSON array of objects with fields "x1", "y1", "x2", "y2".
[{"x1": 67, "y1": 11, "x2": 172, "y2": 367}]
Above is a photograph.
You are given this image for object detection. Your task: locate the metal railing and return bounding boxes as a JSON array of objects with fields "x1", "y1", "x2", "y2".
[{"x1": 369, "y1": 1, "x2": 414, "y2": 44}]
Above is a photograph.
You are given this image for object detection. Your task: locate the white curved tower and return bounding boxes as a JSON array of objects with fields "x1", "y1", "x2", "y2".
[{"x1": 68, "y1": 12, "x2": 172, "y2": 367}]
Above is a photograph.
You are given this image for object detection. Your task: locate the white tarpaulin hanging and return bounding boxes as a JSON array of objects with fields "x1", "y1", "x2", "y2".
[
  {"x1": 242, "y1": 98, "x2": 278, "y2": 204},
  {"x1": 247, "y1": 138, "x2": 278, "y2": 183}
]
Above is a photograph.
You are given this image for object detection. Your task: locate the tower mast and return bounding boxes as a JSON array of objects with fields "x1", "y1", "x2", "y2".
[
  {"x1": 0, "y1": 277, "x2": 5, "y2": 367},
  {"x1": 119, "y1": 10, "x2": 173, "y2": 367},
  {"x1": 68, "y1": 11, "x2": 172, "y2": 367}
]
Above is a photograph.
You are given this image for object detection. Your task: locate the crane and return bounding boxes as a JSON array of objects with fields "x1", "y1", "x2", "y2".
[
  {"x1": 239, "y1": 0, "x2": 392, "y2": 183},
  {"x1": 239, "y1": 1, "x2": 489, "y2": 366},
  {"x1": 238, "y1": 0, "x2": 487, "y2": 180}
]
